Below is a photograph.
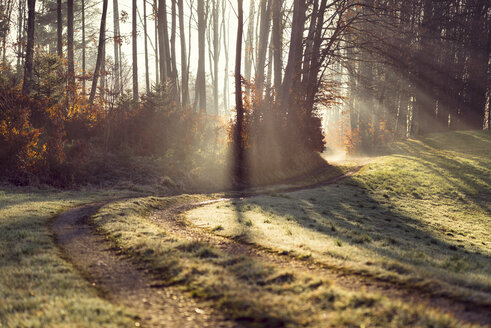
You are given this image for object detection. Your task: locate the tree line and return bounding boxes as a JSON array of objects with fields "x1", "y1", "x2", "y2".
[{"x1": 0, "y1": 0, "x2": 489, "y2": 187}]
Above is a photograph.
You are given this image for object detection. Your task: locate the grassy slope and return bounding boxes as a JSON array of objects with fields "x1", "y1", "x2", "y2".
[
  {"x1": 0, "y1": 187, "x2": 140, "y2": 327},
  {"x1": 91, "y1": 196, "x2": 459, "y2": 328},
  {"x1": 187, "y1": 131, "x2": 491, "y2": 302},
  {"x1": 3, "y1": 130, "x2": 487, "y2": 327},
  {"x1": 87, "y1": 131, "x2": 491, "y2": 327}
]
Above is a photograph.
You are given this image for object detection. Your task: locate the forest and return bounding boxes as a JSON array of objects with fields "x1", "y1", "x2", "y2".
[{"x1": 0, "y1": 0, "x2": 490, "y2": 327}]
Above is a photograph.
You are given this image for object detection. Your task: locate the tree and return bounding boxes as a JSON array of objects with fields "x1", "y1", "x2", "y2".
[
  {"x1": 194, "y1": 0, "x2": 207, "y2": 112},
  {"x1": 209, "y1": 0, "x2": 220, "y2": 114},
  {"x1": 234, "y1": 0, "x2": 245, "y2": 186},
  {"x1": 255, "y1": 0, "x2": 272, "y2": 98},
  {"x1": 23, "y1": 0, "x2": 36, "y2": 95},
  {"x1": 244, "y1": 0, "x2": 254, "y2": 95},
  {"x1": 113, "y1": 0, "x2": 121, "y2": 96},
  {"x1": 132, "y1": 0, "x2": 138, "y2": 101},
  {"x1": 154, "y1": 0, "x2": 159, "y2": 85},
  {"x1": 143, "y1": 0, "x2": 150, "y2": 92},
  {"x1": 178, "y1": 0, "x2": 189, "y2": 107},
  {"x1": 57, "y1": 0, "x2": 62, "y2": 57},
  {"x1": 82, "y1": 0, "x2": 86, "y2": 94},
  {"x1": 271, "y1": 0, "x2": 282, "y2": 93},
  {"x1": 67, "y1": 0, "x2": 75, "y2": 96},
  {"x1": 88, "y1": 0, "x2": 109, "y2": 106}
]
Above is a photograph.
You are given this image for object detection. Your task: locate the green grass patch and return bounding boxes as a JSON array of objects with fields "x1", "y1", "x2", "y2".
[
  {"x1": 0, "y1": 186, "x2": 141, "y2": 327},
  {"x1": 186, "y1": 131, "x2": 491, "y2": 305},
  {"x1": 90, "y1": 196, "x2": 465, "y2": 327}
]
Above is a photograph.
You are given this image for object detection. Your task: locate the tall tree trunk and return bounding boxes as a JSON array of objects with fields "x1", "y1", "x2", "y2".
[
  {"x1": 113, "y1": 0, "x2": 121, "y2": 96},
  {"x1": 1, "y1": 0, "x2": 13, "y2": 63},
  {"x1": 281, "y1": 0, "x2": 305, "y2": 106},
  {"x1": 178, "y1": 0, "x2": 189, "y2": 107},
  {"x1": 266, "y1": 31, "x2": 273, "y2": 99},
  {"x1": 244, "y1": 0, "x2": 255, "y2": 94},
  {"x1": 158, "y1": 0, "x2": 171, "y2": 84},
  {"x1": 88, "y1": 0, "x2": 109, "y2": 106},
  {"x1": 67, "y1": 0, "x2": 75, "y2": 94},
  {"x1": 235, "y1": 0, "x2": 245, "y2": 186},
  {"x1": 22, "y1": 0, "x2": 36, "y2": 95},
  {"x1": 82, "y1": 0, "x2": 86, "y2": 94},
  {"x1": 154, "y1": 0, "x2": 159, "y2": 85},
  {"x1": 255, "y1": 0, "x2": 272, "y2": 98},
  {"x1": 101, "y1": 39, "x2": 106, "y2": 100},
  {"x1": 132, "y1": 0, "x2": 138, "y2": 101},
  {"x1": 170, "y1": 0, "x2": 177, "y2": 82},
  {"x1": 16, "y1": 0, "x2": 25, "y2": 79},
  {"x1": 212, "y1": 0, "x2": 219, "y2": 114},
  {"x1": 57, "y1": 0, "x2": 62, "y2": 57},
  {"x1": 143, "y1": 0, "x2": 150, "y2": 92},
  {"x1": 222, "y1": 1, "x2": 229, "y2": 112},
  {"x1": 195, "y1": 0, "x2": 206, "y2": 112}
]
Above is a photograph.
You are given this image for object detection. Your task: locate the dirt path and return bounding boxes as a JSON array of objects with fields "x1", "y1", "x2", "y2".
[
  {"x1": 52, "y1": 203, "x2": 240, "y2": 328},
  {"x1": 51, "y1": 168, "x2": 490, "y2": 327},
  {"x1": 148, "y1": 197, "x2": 491, "y2": 326}
]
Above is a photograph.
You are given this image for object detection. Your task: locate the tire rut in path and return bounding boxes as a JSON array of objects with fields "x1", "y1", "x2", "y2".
[{"x1": 52, "y1": 203, "x2": 240, "y2": 328}]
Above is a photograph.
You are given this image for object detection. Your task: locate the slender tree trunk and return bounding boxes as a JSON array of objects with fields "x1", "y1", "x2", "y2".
[
  {"x1": 235, "y1": 0, "x2": 245, "y2": 186},
  {"x1": 244, "y1": 0, "x2": 255, "y2": 94},
  {"x1": 16, "y1": 0, "x2": 25, "y2": 79},
  {"x1": 132, "y1": 0, "x2": 138, "y2": 101},
  {"x1": 67, "y1": 0, "x2": 75, "y2": 93},
  {"x1": 266, "y1": 31, "x2": 273, "y2": 99},
  {"x1": 1, "y1": 0, "x2": 13, "y2": 63},
  {"x1": 101, "y1": 39, "x2": 106, "y2": 100},
  {"x1": 154, "y1": 0, "x2": 159, "y2": 85},
  {"x1": 222, "y1": 1, "x2": 229, "y2": 112},
  {"x1": 255, "y1": 0, "x2": 272, "y2": 98},
  {"x1": 57, "y1": 0, "x2": 62, "y2": 57},
  {"x1": 113, "y1": 0, "x2": 121, "y2": 96},
  {"x1": 178, "y1": 0, "x2": 189, "y2": 107},
  {"x1": 281, "y1": 0, "x2": 305, "y2": 105},
  {"x1": 158, "y1": 0, "x2": 171, "y2": 84},
  {"x1": 143, "y1": 0, "x2": 150, "y2": 92},
  {"x1": 212, "y1": 0, "x2": 219, "y2": 114},
  {"x1": 170, "y1": 0, "x2": 177, "y2": 80},
  {"x1": 82, "y1": 0, "x2": 86, "y2": 94},
  {"x1": 22, "y1": 0, "x2": 36, "y2": 95},
  {"x1": 158, "y1": 0, "x2": 166, "y2": 82},
  {"x1": 195, "y1": 0, "x2": 206, "y2": 112},
  {"x1": 89, "y1": 0, "x2": 109, "y2": 106}
]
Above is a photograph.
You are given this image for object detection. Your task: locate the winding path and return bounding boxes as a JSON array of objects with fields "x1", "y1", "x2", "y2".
[
  {"x1": 52, "y1": 203, "x2": 239, "y2": 328},
  {"x1": 51, "y1": 168, "x2": 491, "y2": 327}
]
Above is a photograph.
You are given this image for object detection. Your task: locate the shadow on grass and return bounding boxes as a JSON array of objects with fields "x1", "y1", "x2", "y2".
[
  {"x1": 223, "y1": 132, "x2": 491, "y2": 295},
  {"x1": 230, "y1": 175, "x2": 491, "y2": 292}
]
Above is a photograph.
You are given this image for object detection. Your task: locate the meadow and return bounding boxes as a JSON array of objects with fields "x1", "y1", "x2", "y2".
[{"x1": 1, "y1": 130, "x2": 489, "y2": 327}]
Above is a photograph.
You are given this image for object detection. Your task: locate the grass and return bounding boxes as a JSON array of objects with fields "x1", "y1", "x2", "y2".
[
  {"x1": 186, "y1": 131, "x2": 491, "y2": 304},
  {"x1": 90, "y1": 196, "x2": 462, "y2": 327},
  {"x1": 0, "y1": 186, "x2": 140, "y2": 327},
  {"x1": 2, "y1": 130, "x2": 489, "y2": 327}
]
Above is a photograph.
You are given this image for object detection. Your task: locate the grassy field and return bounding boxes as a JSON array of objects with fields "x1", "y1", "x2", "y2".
[
  {"x1": 0, "y1": 187, "x2": 141, "y2": 327},
  {"x1": 86, "y1": 131, "x2": 490, "y2": 327},
  {"x1": 90, "y1": 196, "x2": 460, "y2": 327},
  {"x1": 1, "y1": 130, "x2": 489, "y2": 327},
  {"x1": 187, "y1": 131, "x2": 491, "y2": 302}
]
